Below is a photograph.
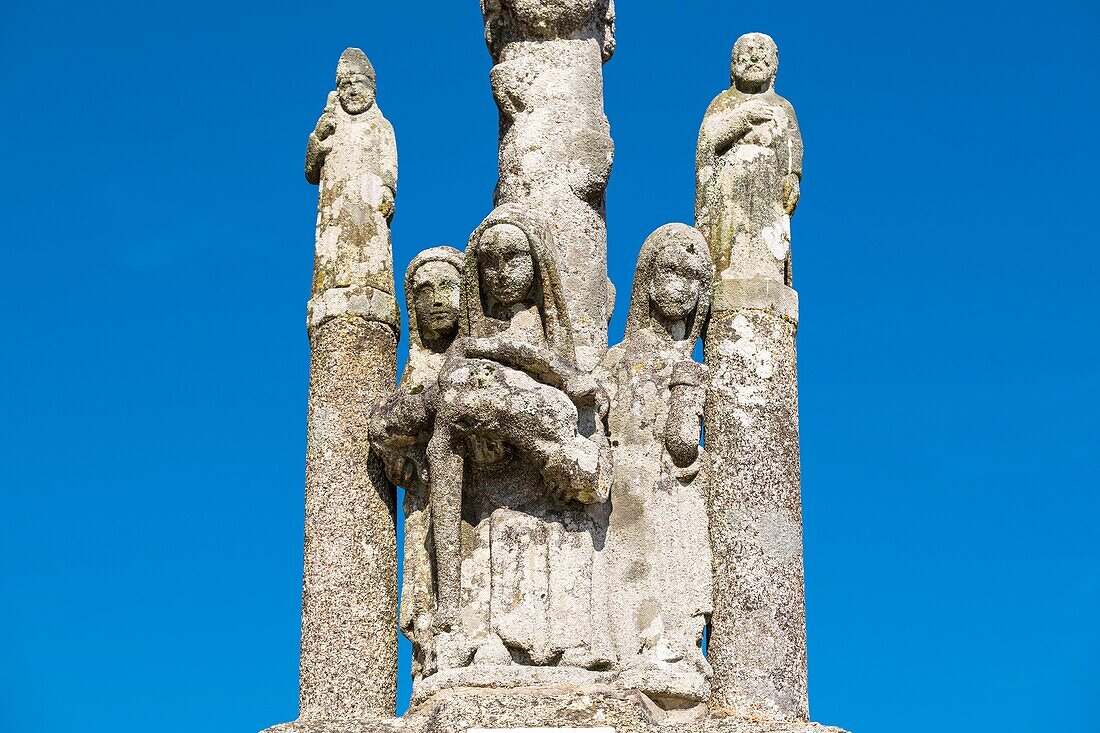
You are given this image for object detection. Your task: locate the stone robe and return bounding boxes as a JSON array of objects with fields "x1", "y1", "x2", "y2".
[{"x1": 695, "y1": 88, "x2": 802, "y2": 285}]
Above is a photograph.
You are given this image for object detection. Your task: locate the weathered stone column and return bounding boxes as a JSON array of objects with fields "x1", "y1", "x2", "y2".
[
  {"x1": 299, "y1": 48, "x2": 399, "y2": 721},
  {"x1": 703, "y1": 282, "x2": 806, "y2": 721},
  {"x1": 482, "y1": 0, "x2": 616, "y2": 370},
  {"x1": 697, "y1": 33, "x2": 808, "y2": 721}
]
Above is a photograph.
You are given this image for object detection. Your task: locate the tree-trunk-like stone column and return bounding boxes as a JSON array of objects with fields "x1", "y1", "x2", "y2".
[
  {"x1": 697, "y1": 33, "x2": 808, "y2": 722},
  {"x1": 299, "y1": 48, "x2": 399, "y2": 721},
  {"x1": 482, "y1": 0, "x2": 616, "y2": 372}
]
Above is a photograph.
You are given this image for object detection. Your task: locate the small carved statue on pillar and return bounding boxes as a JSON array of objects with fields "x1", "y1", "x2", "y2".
[{"x1": 695, "y1": 33, "x2": 802, "y2": 286}]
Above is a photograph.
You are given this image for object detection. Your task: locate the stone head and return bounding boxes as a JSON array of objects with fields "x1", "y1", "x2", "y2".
[
  {"x1": 336, "y1": 48, "x2": 377, "y2": 114},
  {"x1": 625, "y1": 223, "x2": 714, "y2": 343},
  {"x1": 412, "y1": 260, "x2": 462, "y2": 347},
  {"x1": 731, "y1": 32, "x2": 778, "y2": 92},
  {"x1": 649, "y1": 233, "x2": 711, "y2": 323},
  {"x1": 477, "y1": 223, "x2": 536, "y2": 307}
]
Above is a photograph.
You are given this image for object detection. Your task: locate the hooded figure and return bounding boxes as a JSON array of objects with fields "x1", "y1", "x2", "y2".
[
  {"x1": 597, "y1": 223, "x2": 715, "y2": 703},
  {"x1": 424, "y1": 204, "x2": 613, "y2": 674},
  {"x1": 369, "y1": 245, "x2": 464, "y2": 684}
]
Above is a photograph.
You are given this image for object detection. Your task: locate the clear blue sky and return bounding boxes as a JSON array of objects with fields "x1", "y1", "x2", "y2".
[{"x1": 2, "y1": 1, "x2": 1097, "y2": 731}]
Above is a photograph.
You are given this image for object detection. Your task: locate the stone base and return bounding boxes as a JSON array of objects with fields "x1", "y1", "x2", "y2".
[{"x1": 262, "y1": 686, "x2": 849, "y2": 733}]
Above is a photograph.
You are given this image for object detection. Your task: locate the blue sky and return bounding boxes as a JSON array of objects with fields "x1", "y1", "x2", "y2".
[{"x1": 1, "y1": 1, "x2": 1097, "y2": 731}]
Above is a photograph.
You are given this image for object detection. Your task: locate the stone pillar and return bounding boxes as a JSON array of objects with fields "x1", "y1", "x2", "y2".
[
  {"x1": 483, "y1": 0, "x2": 616, "y2": 371},
  {"x1": 703, "y1": 280, "x2": 807, "y2": 721},
  {"x1": 301, "y1": 318, "x2": 398, "y2": 719},
  {"x1": 298, "y1": 48, "x2": 399, "y2": 721}
]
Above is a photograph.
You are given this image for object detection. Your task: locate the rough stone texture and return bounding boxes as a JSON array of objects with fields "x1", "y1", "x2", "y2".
[
  {"x1": 296, "y1": 48, "x2": 400, "y2": 722},
  {"x1": 264, "y1": 16, "x2": 851, "y2": 733},
  {"x1": 483, "y1": 0, "x2": 616, "y2": 371},
  {"x1": 306, "y1": 48, "x2": 400, "y2": 332},
  {"x1": 703, "y1": 304, "x2": 805, "y2": 721},
  {"x1": 301, "y1": 317, "x2": 399, "y2": 719},
  {"x1": 597, "y1": 224, "x2": 715, "y2": 705},
  {"x1": 695, "y1": 34, "x2": 802, "y2": 286},
  {"x1": 263, "y1": 686, "x2": 849, "y2": 733}
]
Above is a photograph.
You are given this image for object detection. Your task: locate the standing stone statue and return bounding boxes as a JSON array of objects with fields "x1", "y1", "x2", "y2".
[
  {"x1": 695, "y1": 32, "x2": 802, "y2": 285},
  {"x1": 298, "y1": 47, "x2": 399, "y2": 722},
  {"x1": 697, "y1": 33, "x2": 809, "y2": 723},
  {"x1": 598, "y1": 223, "x2": 715, "y2": 705},
  {"x1": 483, "y1": 0, "x2": 616, "y2": 371},
  {"x1": 370, "y1": 246, "x2": 464, "y2": 685}
]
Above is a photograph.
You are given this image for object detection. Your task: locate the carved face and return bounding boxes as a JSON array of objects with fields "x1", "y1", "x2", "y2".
[
  {"x1": 732, "y1": 34, "x2": 777, "y2": 91},
  {"x1": 478, "y1": 224, "x2": 536, "y2": 307},
  {"x1": 649, "y1": 245, "x2": 707, "y2": 323},
  {"x1": 412, "y1": 261, "x2": 461, "y2": 346},
  {"x1": 337, "y1": 71, "x2": 376, "y2": 114}
]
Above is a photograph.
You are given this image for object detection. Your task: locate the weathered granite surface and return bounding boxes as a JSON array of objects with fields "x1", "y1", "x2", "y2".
[
  {"x1": 297, "y1": 48, "x2": 400, "y2": 721},
  {"x1": 421, "y1": 205, "x2": 614, "y2": 689},
  {"x1": 371, "y1": 246, "x2": 465, "y2": 684},
  {"x1": 264, "y1": 685, "x2": 849, "y2": 733},
  {"x1": 597, "y1": 224, "x2": 715, "y2": 705}
]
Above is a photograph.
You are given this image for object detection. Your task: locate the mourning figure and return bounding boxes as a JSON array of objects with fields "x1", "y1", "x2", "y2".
[
  {"x1": 599, "y1": 223, "x2": 715, "y2": 704},
  {"x1": 369, "y1": 246, "x2": 464, "y2": 683}
]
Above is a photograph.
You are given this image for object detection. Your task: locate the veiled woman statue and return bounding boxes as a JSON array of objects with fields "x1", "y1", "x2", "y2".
[
  {"x1": 598, "y1": 223, "x2": 715, "y2": 704},
  {"x1": 369, "y1": 246, "x2": 464, "y2": 683},
  {"x1": 425, "y1": 204, "x2": 613, "y2": 682}
]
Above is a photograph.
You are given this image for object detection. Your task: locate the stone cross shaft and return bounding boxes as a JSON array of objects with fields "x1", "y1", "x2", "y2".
[{"x1": 483, "y1": 0, "x2": 616, "y2": 372}]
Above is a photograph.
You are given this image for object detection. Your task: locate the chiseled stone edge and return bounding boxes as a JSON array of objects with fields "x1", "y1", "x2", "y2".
[
  {"x1": 711, "y1": 278, "x2": 798, "y2": 324},
  {"x1": 307, "y1": 285, "x2": 401, "y2": 333},
  {"x1": 410, "y1": 667, "x2": 618, "y2": 707}
]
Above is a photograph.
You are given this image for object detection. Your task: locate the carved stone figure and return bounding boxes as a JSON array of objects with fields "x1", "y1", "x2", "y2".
[
  {"x1": 598, "y1": 223, "x2": 714, "y2": 705},
  {"x1": 697, "y1": 33, "x2": 809, "y2": 722},
  {"x1": 422, "y1": 204, "x2": 613, "y2": 692},
  {"x1": 483, "y1": 0, "x2": 616, "y2": 370},
  {"x1": 370, "y1": 246, "x2": 464, "y2": 684},
  {"x1": 696, "y1": 33, "x2": 802, "y2": 285},
  {"x1": 298, "y1": 48, "x2": 399, "y2": 721},
  {"x1": 306, "y1": 48, "x2": 399, "y2": 331}
]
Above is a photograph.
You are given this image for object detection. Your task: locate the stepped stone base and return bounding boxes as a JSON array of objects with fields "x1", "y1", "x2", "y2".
[{"x1": 263, "y1": 686, "x2": 849, "y2": 733}]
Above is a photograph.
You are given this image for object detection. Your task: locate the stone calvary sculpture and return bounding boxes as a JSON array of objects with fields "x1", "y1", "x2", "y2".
[{"x1": 264, "y1": 6, "x2": 849, "y2": 732}]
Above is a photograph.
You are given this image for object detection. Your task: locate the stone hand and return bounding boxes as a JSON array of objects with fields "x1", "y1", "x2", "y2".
[
  {"x1": 314, "y1": 114, "x2": 337, "y2": 140},
  {"x1": 746, "y1": 105, "x2": 778, "y2": 124},
  {"x1": 566, "y1": 373, "x2": 609, "y2": 420}
]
